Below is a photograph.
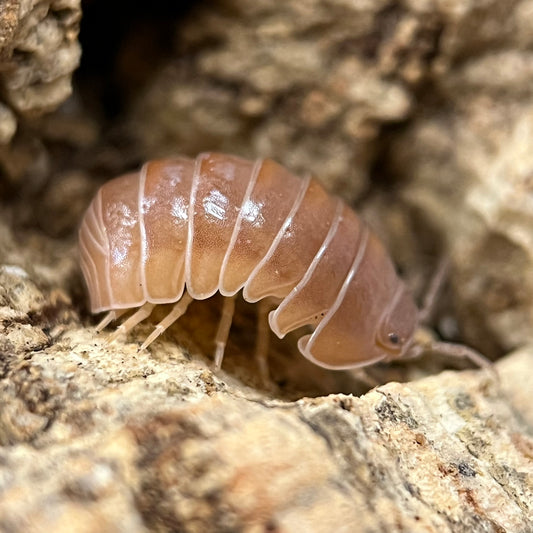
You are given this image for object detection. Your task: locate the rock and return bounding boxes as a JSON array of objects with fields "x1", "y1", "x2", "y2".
[
  {"x1": 385, "y1": 4, "x2": 533, "y2": 357},
  {"x1": 129, "y1": 0, "x2": 423, "y2": 202},
  {"x1": 0, "y1": 0, "x2": 82, "y2": 186},
  {"x1": 0, "y1": 103, "x2": 17, "y2": 144},
  {"x1": 0, "y1": 0, "x2": 81, "y2": 117},
  {"x1": 0, "y1": 316, "x2": 532, "y2": 531}
]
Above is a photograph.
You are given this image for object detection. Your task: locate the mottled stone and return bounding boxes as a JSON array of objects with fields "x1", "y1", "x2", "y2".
[
  {"x1": 0, "y1": 0, "x2": 81, "y2": 185},
  {"x1": 0, "y1": 0, "x2": 81, "y2": 116},
  {"x1": 389, "y1": 65, "x2": 533, "y2": 357},
  {"x1": 130, "y1": 0, "x2": 423, "y2": 202}
]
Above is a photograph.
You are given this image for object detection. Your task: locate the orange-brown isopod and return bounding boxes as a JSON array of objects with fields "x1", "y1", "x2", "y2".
[{"x1": 79, "y1": 152, "x2": 419, "y2": 371}]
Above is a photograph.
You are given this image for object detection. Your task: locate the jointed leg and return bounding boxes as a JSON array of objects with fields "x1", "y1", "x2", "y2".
[
  {"x1": 139, "y1": 293, "x2": 194, "y2": 351},
  {"x1": 409, "y1": 328, "x2": 498, "y2": 380},
  {"x1": 106, "y1": 302, "x2": 155, "y2": 344},
  {"x1": 95, "y1": 309, "x2": 128, "y2": 332},
  {"x1": 214, "y1": 296, "x2": 236, "y2": 370},
  {"x1": 255, "y1": 299, "x2": 273, "y2": 386},
  {"x1": 350, "y1": 369, "x2": 380, "y2": 388},
  {"x1": 419, "y1": 256, "x2": 451, "y2": 324},
  {"x1": 429, "y1": 340, "x2": 498, "y2": 380}
]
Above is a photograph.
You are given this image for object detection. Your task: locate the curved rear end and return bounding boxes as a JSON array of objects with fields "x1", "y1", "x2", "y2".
[{"x1": 79, "y1": 172, "x2": 143, "y2": 312}]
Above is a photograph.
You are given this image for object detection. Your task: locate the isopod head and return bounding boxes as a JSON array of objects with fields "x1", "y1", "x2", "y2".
[
  {"x1": 296, "y1": 284, "x2": 418, "y2": 370},
  {"x1": 295, "y1": 231, "x2": 419, "y2": 370}
]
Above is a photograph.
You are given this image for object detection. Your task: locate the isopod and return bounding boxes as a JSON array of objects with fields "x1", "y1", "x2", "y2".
[{"x1": 79, "y1": 152, "x2": 489, "y2": 375}]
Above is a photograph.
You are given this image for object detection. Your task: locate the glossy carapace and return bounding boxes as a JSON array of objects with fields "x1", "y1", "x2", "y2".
[{"x1": 79, "y1": 153, "x2": 418, "y2": 370}]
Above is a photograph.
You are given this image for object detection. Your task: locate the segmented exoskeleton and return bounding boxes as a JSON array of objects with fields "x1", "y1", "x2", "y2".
[{"x1": 79, "y1": 152, "x2": 419, "y2": 370}]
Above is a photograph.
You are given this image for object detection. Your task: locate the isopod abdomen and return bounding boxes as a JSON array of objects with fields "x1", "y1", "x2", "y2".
[{"x1": 79, "y1": 152, "x2": 418, "y2": 370}]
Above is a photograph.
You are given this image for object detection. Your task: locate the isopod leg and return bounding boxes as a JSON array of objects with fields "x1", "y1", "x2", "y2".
[
  {"x1": 429, "y1": 340, "x2": 499, "y2": 381},
  {"x1": 255, "y1": 298, "x2": 274, "y2": 386},
  {"x1": 214, "y1": 296, "x2": 236, "y2": 370},
  {"x1": 95, "y1": 309, "x2": 128, "y2": 332},
  {"x1": 350, "y1": 369, "x2": 380, "y2": 388},
  {"x1": 139, "y1": 293, "x2": 194, "y2": 351},
  {"x1": 106, "y1": 302, "x2": 156, "y2": 344},
  {"x1": 419, "y1": 256, "x2": 451, "y2": 324}
]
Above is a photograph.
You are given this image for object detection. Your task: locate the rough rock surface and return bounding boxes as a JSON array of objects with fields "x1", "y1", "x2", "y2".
[
  {"x1": 1, "y1": 252, "x2": 532, "y2": 532},
  {"x1": 389, "y1": 79, "x2": 533, "y2": 358},
  {"x1": 0, "y1": 0, "x2": 81, "y2": 187},
  {"x1": 1, "y1": 0, "x2": 533, "y2": 532},
  {"x1": 378, "y1": 0, "x2": 533, "y2": 357},
  {"x1": 0, "y1": 215, "x2": 532, "y2": 531},
  {"x1": 0, "y1": 0, "x2": 81, "y2": 120},
  {"x1": 130, "y1": 0, "x2": 421, "y2": 202}
]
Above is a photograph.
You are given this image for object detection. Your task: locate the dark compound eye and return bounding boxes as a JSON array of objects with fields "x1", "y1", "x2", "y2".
[{"x1": 388, "y1": 332, "x2": 400, "y2": 345}]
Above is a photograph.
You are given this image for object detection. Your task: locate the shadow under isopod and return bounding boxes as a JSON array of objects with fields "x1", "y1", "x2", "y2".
[{"x1": 120, "y1": 294, "x2": 373, "y2": 400}]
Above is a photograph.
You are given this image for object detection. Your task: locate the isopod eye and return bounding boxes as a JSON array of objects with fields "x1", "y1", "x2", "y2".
[
  {"x1": 376, "y1": 329, "x2": 404, "y2": 354},
  {"x1": 388, "y1": 332, "x2": 400, "y2": 345},
  {"x1": 376, "y1": 285, "x2": 418, "y2": 359}
]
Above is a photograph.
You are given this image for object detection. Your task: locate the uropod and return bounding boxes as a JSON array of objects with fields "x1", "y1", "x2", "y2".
[{"x1": 79, "y1": 152, "x2": 490, "y2": 376}]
